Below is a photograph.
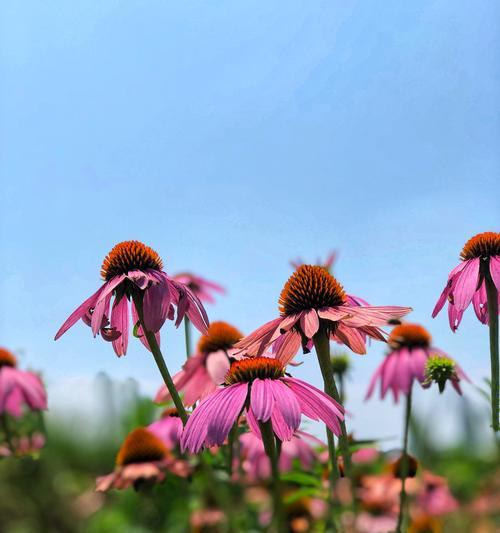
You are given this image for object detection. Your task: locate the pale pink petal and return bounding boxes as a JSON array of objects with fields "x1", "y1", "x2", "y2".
[
  {"x1": 205, "y1": 350, "x2": 230, "y2": 385},
  {"x1": 279, "y1": 313, "x2": 301, "y2": 332},
  {"x1": 300, "y1": 310, "x2": 320, "y2": 338},
  {"x1": 338, "y1": 305, "x2": 412, "y2": 327},
  {"x1": 333, "y1": 324, "x2": 367, "y2": 354},
  {"x1": 317, "y1": 307, "x2": 350, "y2": 322},
  {"x1": 274, "y1": 330, "x2": 302, "y2": 365},
  {"x1": 235, "y1": 318, "x2": 283, "y2": 356}
]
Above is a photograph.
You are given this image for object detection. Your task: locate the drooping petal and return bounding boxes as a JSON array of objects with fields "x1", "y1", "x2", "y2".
[
  {"x1": 338, "y1": 305, "x2": 413, "y2": 327},
  {"x1": 54, "y1": 285, "x2": 104, "y2": 340},
  {"x1": 250, "y1": 378, "x2": 275, "y2": 422},
  {"x1": 472, "y1": 280, "x2": 488, "y2": 324},
  {"x1": 205, "y1": 350, "x2": 230, "y2": 385},
  {"x1": 235, "y1": 318, "x2": 283, "y2": 356},
  {"x1": 283, "y1": 377, "x2": 343, "y2": 436},
  {"x1": 111, "y1": 294, "x2": 129, "y2": 356},
  {"x1": 92, "y1": 276, "x2": 125, "y2": 336},
  {"x1": 205, "y1": 384, "x2": 248, "y2": 447},
  {"x1": 490, "y1": 256, "x2": 500, "y2": 292},
  {"x1": 268, "y1": 380, "x2": 301, "y2": 431},
  {"x1": 131, "y1": 300, "x2": 160, "y2": 351},
  {"x1": 273, "y1": 330, "x2": 302, "y2": 365},
  {"x1": 452, "y1": 258, "x2": 480, "y2": 311},
  {"x1": 143, "y1": 279, "x2": 171, "y2": 332},
  {"x1": 300, "y1": 310, "x2": 320, "y2": 338},
  {"x1": 333, "y1": 324, "x2": 367, "y2": 354}
]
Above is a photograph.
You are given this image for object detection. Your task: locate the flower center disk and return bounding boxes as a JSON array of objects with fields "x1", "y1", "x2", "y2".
[
  {"x1": 197, "y1": 321, "x2": 243, "y2": 353},
  {"x1": 279, "y1": 265, "x2": 346, "y2": 316},
  {"x1": 460, "y1": 232, "x2": 500, "y2": 261},
  {"x1": 225, "y1": 357, "x2": 285, "y2": 384},
  {"x1": 116, "y1": 428, "x2": 168, "y2": 466},
  {"x1": 101, "y1": 241, "x2": 163, "y2": 281},
  {"x1": 388, "y1": 323, "x2": 431, "y2": 349},
  {"x1": 0, "y1": 348, "x2": 17, "y2": 368}
]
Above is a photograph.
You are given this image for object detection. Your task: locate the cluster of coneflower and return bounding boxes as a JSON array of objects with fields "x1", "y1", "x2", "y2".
[{"x1": 4, "y1": 232, "x2": 496, "y2": 531}]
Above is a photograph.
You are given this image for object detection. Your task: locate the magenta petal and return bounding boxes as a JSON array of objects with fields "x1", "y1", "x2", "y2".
[
  {"x1": 143, "y1": 279, "x2": 171, "y2": 332},
  {"x1": 131, "y1": 300, "x2": 160, "y2": 351},
  {"x1": 54, "y1": 286, "x2": 104, "y2": 340},
  {"x1": 91, "y1": 276, "x2": 125, "y2": 336},
  {"x1": 268, "y1": 380, "x2": 301, "y2": 431},
  {"x1": 271, "y1": 407, "x2": 295, "y2": 441},
  {"x1": 490, "y1": 257, "x2": 500, "y2": 292},
  {"x1": 205, "y1": 384, "x2": 248, "y2": 446},
  {"x1": 453, "y1": 258, "x2": 480, "y2": 311},
  {"x1": 111, "y1": 294, "x2": 129, "y2": 356},
  {"x1": 250, "y1": 379, "x2": 275, "y2": 422}
]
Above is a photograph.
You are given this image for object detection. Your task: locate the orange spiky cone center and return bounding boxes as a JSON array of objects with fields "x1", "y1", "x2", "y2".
[
  {"x1": 0, "y1": 348, "x2": 17, "y2": 368},
  {"x1": 197, "y1": 321, "x2": 243, "y2": 353},
  {"x1": 460, "y1": 232, "x2": 500, "y2": 261},
  {"x1": 225, "y1": 357, "x2": 285, "y2": 385},
  {"x1": 388, "y1": 323, "x2": 431, "y2": 349},
  {"x1": 115, "y1": 428, "x2": 168, "y2": 466},
  {"x1": 101, "y1": 241, "x2": 163, "y2": 281}
]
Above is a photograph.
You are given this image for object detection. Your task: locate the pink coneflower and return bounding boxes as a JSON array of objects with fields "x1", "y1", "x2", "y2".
[
  {"x1": 155, "y1": 321, "x2": 242, "y2": 406},
  {"x1": 415, "y1": 472, "x2": 458, "y2": 517},
  {"x1": 147, "y1": 408, "x2": 184, "y2": 449},
  {"x1": 433, "y1": 232, "x2": 500, "y2": 331},
  {"x1": 0, "y1": 348, "x2": 47, "y2": 418},
  {"x1": 0, "y1": 432, "x2": 45, "y2": 457},
  {"x1": 236, "y1": 265, "x2": 411, "y2": 364},
  {"x1": 180, "y1": 356, "x2": 344, "y2": 453},
  {"x1": 365, "y1": 323, "x2": 467, "y2": 403},
  {"x1": 239, "y1": 430, "x2": 321, "y2": 481},
  {"x1": 95, "y1": 428, "x2": 189, "y2": 492},
  {"x1": 172, "y1": 272, "x2": 225, "y2": 304},
  {"x1": 290, "y1": 251, "x2": 337, "y2": 272},
  {"x1": 55, "y1": 241, "x2": 209, "y2": 357}
]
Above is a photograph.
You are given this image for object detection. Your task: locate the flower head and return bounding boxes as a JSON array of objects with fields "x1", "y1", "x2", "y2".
[
  {"x1": 55, "y1": 240, "x2": 209, "y2": 356},
  {"x1": 365, "y1": 323, "x2": 467, "y2": 402},
  {"x1": 236, "y1": 265, "x2": 411, "y2": 364},
  {"x1": 155, "y1": 321, "x2": 242, "y2": 406},
  {"x1": 433, "y1": 232, "x2": 500, "y2": 331},
  {"x1": 423, "y1": 355, "x2": 463, "y2": 394},
  {"x1": 180, "y1": 355, "x2": 344, "y2": 453},
  {"x1": 172, "y1": 272, "x2": 225, "y2": 304},
  {"x1": 96, "y1": 428, "x2": 189, "y2": 492},
  {"x1": 0, "y1": 348, "x2": 47, "y2": 418}
]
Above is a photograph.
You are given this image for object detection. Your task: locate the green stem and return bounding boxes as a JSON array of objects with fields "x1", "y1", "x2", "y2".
[
  {"x1": 396, "y1": 385, "x2": 413, "y2": 533},
  {"x1": 132, "y1": 293, "x2": 188, "y2": 425},
  {"x1": 313, "y1": 333, "x2": 352, "y2": 477},
  {"x1": 1, "y1": 413, "x2": 13, "y2": 452},
  {"x1": 227, "y1": 423, "x2": 238, "y2": 478},
  {"x1": 184, "y1": 316, "x2": 192, "y2": 359},
  {"x1": 484, "y1": 259, "x2": 499, "y2": 432},
  {"x1": 259, "y1": 420, "x2": 285, "y2": 532}
]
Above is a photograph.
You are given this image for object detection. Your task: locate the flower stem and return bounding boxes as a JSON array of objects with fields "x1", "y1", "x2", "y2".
[
  {"x1": 313, "y1": 333, "x2": 352, "y2": 477},
  {"x1": 183, "y1": 316, "x2": 192, "y2": 359},
  {"x1": 227, "y1": 423, "x2": 238, "y2": 478},
  {"x1": 1, "y1": 413, "x2": 13, "y2": 452},
  {"x1": 396, "y1": 384, "x2": 413, "y2": 533},
  {"x1": 132, "y1": 293, "x2": 188, "y2": 425},
  {"x1": 258, "y1": 420, "x2": 285, "y2": 532},
  {"x1": 484, "y1": 260, "x2": 499, "y2": 432}
]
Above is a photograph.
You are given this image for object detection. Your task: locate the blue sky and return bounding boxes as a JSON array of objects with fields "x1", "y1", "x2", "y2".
[{"x1": 1, "y1": 1, "x2": 499, "y2": 443}]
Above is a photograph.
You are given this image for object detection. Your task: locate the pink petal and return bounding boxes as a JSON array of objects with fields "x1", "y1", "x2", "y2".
[
  {"x1": 338, "y1": 305, "x2": 413, "y2": 327},
  {"x1": 274, "y1": 330, "x2": 302, "y2": 365},
  {"x1": 54, "y1": 286, "x2": 104, "y2": 340},
  {"x1": 333, "y1": 324, "x2": 367, "y2": 354},
  {"x1": 205, "y1": 350, "x2": 230, "y2": 385},
  {"x1": 490, "y1": 257, "x2": 500, "y2": 293},
  {"x1": 235, "y1": 318, "x2": 283, "y2": 356},
  {"x1": 300, "y1": 310, "x2": 320, "y2": 338},
  {"x1": 111, "y1": 294, "x2": 129, "y2": 356},
  {"x1": 250, "y1": 378, "x2": 275, "y2": 422},
  {"x1": 452, "y1": 258, "x2": 480, "y2": 311},
  {"x1": 268, "y1": 380, "x2": 301, "y2": 431},
  {"x1": 142, "y1": 279, "x2": 171, "y2": 332}
]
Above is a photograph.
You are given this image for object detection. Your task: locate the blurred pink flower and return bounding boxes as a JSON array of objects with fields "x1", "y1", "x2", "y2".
[
  {"x1": 415, "y1": 471, "x2": 458, "y2": 516},
  {"x1": 155, "y1": 321, "x2": 242, "y2": 406},
  {"x1": 96, "y1": 428, "x2": 189, "y2": 492},
  {"x1": 147, "y1": 408, "x2": 184, "y2": 449},
  {"x1": 0, "y1": 348, "x2": 47, "y2": 418},
  {"x1": 433, "y1": 232, "x2": 500, "y2": 331},
  {"x1": 55, "y1": 241, "x2": 209, "y2": 357},
  {"x1": 0, "y1": 432, "x2": 45, "y2": 457},
  {"x1": 239, "y1": 430, "x2": 322, "y2": 480},
  {"x1": 181, "y1": 355, "x2": 344, "y2": 453},
  {"x1": 352, "y1": 447, "x2": 380, "y2": 464},
  {"x1": 236, "y1": 265, "x2": 411, "y2": 364},
  {"x1": 172, "y1": 272, "x2": 225, "y2": 304},
  {"x1": 365, "y1": 323, "x2": 468, "y2": 403}
]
